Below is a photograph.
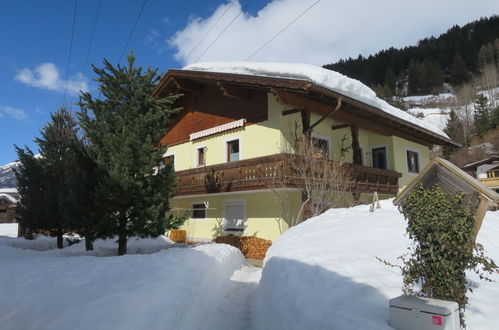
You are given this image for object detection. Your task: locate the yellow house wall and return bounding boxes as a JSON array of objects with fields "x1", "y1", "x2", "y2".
[
  {"x1": 166, "y1": 93, "x2": 283, "y2": 171},
  {"x1": 170, "y1": 190, "x2": 301, "y2": 242},
  {"x1": 392, "y1": 136, "x2": 431, "y2": 189},
  {"x1": 165, "y1": 92, "x2": 434, "y2": 241}
]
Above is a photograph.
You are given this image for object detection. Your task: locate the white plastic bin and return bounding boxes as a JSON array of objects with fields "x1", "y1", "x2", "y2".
[{"x1": 389, "y1": 295, "x2": 460, "y2": 330}]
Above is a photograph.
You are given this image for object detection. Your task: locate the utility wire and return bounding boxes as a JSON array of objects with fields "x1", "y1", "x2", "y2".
[
  {"x1": 83, "y1": 0, "x2": 103, "y2": 75},
  {"x1": 118, "y1": 0, "x2": 148, "y2": 64},
  {"x1": 64, "y1": 0, "x2": 78, "y2": 105},
  {"x1": 185, "y1": 0, "x2": 236, "y2": 63},
  {"x1": 245, "y1": 0, "x2": 321, "y2": 61},
  {"x1": 193, "y1": 0, "x2": 254, "y2": 63}
]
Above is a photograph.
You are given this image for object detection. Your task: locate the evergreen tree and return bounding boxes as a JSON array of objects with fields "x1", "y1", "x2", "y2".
[
  {"x1": 35, "y1": 108, "x2": 82, "y2": 248},
  {"x1": 14, "y1": 148, "x2": 47, "y2": 239},
  {"x1": 474, "y1": 94, "x2": 492, "y2": 138},
  {"x1": 78, "y1": 52, "x2": 183, "y2": 255},
  {"x1": 450, "y1": 54, "x2": 470, "y2": 86},
  {"x1": 407, "y1": 60, "x2": 424, "y2": 94},
  {"x1": 384, "y1": 67, "x2": 397, "y2": 91},
  {"x1": 15, "y1": 108, "x2": 82, "y2": 248}
]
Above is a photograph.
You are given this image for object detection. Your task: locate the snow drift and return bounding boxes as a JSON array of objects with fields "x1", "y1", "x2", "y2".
[
  {"x1": 253, "y1": 199, "x2": 499, "y2": 330},
  {"x1": 0, "y1": 236, "x2": 246, "y2": 330}
]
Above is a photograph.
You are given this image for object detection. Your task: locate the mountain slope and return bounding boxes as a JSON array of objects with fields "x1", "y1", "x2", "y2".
[{"x1": 0, "y1": 161, "x2": 19, "y2": 190}]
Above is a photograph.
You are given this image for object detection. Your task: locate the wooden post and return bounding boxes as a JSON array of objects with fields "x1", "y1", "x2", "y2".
[
  {"x1": 351, "y1": 125, "x2": 361, "y2": 165},
  {"x1": 472, "y1": 197, "x2": 490, "y2": 240}
]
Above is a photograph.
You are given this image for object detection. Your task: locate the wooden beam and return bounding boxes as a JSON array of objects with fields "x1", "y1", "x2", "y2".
[
  {"x1": 172, "y1": 78, "x2": 203, "y2": 95},
  {"x1": 331, "y1": 124, "x2": 350, "y2": 130},
  {"x1": 217, "y1": 82, "x2": 249, "y2": 99},
  {"x1": 282, "y1": 108, "x2": 302, "y2": 116},
  {"x1": 271, "y1": 88, "x2": 334, "y2": 114},
  {"x1": 308, "y1": 97, "x2": 342, "y2": 131},
  {"x1": 473, "y1": 197, "x2": 490, "y2": 240}
]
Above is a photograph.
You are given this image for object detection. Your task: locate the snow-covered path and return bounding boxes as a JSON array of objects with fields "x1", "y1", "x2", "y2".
[{"x1": 215, "y1": 266, "x2": 262, "y2": 330}]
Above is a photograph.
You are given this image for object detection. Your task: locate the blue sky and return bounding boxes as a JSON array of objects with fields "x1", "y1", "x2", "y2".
[{"x1": 1, "y1": 0, "x2": 497, "y2": 164}]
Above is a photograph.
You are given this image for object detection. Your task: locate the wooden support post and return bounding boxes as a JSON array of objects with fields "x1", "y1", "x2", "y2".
[
  {"x1": 351, "y1": 125, "x2": 361, "y2": 165},
  {"x1": 473, "y1": 197, "x2": 490, "y2": 240}
]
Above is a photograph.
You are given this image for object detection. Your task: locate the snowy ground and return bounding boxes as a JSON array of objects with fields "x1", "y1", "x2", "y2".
[
  {"x1": 2, "y1": 200, "x2": 498, "y2": 329},
  {"x1": 253, "y1": 199, "x2": 499, "y2": 330},
  {"x1": 0, "y1": 230, "x2": 261, "y2": 330}
]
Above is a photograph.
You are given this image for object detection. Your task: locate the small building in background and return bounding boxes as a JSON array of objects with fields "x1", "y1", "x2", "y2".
[
  {"x1": 0, "y1": 192, "x2": 18, "y2": 223},
  {"x1": 462, "y1": 155, "x2": 499, "y2": 193}
]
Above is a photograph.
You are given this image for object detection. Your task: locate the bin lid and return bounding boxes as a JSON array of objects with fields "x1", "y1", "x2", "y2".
[{"x1": 389, "y1": 295, "x2": 459, "y2": 316}]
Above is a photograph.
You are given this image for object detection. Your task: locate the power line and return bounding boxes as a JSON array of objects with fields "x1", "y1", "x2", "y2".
[
  {"x1": 64, "y1": 0, "x2": 78, "y2": 105},
  {"x1": 83, "y1": 0, "x2": 103, "y2": 75},
  {"x1": 118, "y1": 0, "x2": 148, "y2": 64},
  {"x1": 193, "y1": 0, "x2": 254, "y2": 63},
  {"x1": 185, "y1": 1, "x2": 237, "y2": 63},
  {"x1": 245, "y1": 0, "x2": 321, "y2": 61}
]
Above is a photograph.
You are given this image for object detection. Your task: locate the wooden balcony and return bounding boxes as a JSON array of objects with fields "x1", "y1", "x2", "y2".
[
  {"x1": 479, "y1": 177, "x2": 499, "y2": 189},
  {"x1": 174, "y1": 154, "x2": 402, "y2": 196}
]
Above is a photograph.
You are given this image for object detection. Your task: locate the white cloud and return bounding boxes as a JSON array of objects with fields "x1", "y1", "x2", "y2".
[
  {"x1": 0, "y1": 106, "x2": 28, "y2": 121},
  {"x1": 170, "y1": 0, "x2": 499, "y2": 66},
  {"x1": 15, "y1": 63, "x2": 89, "y2": 94}
]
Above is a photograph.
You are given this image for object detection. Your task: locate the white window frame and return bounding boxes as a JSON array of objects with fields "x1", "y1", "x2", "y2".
[
  {"x1": 194, "y1": 144, "x2": 207, "y2": 167},
  {"x1": 162, "y1": 152, "x2": 175, "y2": 169},
  {"x1": 359, "y1": 144, "x2": 365, "y2": 166},
  {"x1": 370, "y1": 144, "x2": 390, "y2": 170},
  {"x1": 311, "y1": 132, "x2": 332, "y2": 160},
  {"x1": 189, "y1": 201, "x2": 208, "y2": 221},
  {"x1": 405, "y1": 147, "x2": 421, "y2": 175},
  {"x1": 223, "y1": 198, "x2": 246, "y2": 233},
  {"x1": 224, "y1": 136, "x2": 242, "y2": 163}
]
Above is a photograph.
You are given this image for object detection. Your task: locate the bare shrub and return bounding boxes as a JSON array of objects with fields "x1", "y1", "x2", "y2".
[{"x1": 272, "y1": 134, "x2": 354, "y2": 225}]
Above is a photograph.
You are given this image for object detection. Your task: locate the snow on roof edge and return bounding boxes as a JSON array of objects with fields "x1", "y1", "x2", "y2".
[{"x1": 183, "y1": 62, "x2": 450, "y2": 141}]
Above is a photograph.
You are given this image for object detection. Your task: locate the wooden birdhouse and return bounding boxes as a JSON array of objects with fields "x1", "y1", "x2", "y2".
[{"x1": 393, "y1": 157, "x2": 499, "y2": 238}]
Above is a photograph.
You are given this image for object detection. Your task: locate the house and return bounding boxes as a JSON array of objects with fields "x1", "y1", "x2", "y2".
[
  {"x1": 462, "y1": 155, "x2": 499, "y2": 193},
  {"x1": 0, "y1": 191, "x2": 18, "y2": 224},
  {"x1": 153, "y1": 62, "x2": 457, "y2": 242}
]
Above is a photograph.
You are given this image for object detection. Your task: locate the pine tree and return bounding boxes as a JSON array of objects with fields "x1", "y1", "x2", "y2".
[
  {"x1": 474, "y1": 94, "x2": 492, "y2": 138},
  {"x1": 15, "y1": 108, "x2": 82, "y2": 248},
  {"x1": 14, "y1": 148, "x2": 46, "y2": 239},
  {"x1": 78, "y1": 52, "x2": 183, "y2": 255},
  {"x1": 450, "y1": 54, "x2": 470, "y2": 86}
]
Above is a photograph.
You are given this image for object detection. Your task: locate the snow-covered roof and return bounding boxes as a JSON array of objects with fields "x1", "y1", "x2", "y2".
[
  {"x1": 183, "y1": 62, "x2": 450, "y2": 140},
  {"x1": 0, "y1": 193, "x2": 17, "y2": 204}
]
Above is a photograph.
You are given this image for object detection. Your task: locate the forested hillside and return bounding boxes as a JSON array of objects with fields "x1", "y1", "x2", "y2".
[{"x1": 324, "y1": 16, "x2": 499, "y2": 96}]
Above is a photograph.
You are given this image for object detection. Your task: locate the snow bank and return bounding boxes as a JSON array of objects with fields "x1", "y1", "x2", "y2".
[
  {"x1": 253, "y1": 199, "x2": 499, "y2": 330},
  {"x1": 0, "y1": 234, "x2": 175, "y2": 256},
  {"x1": 184, "y1": 62, "x2": 449, "y2": 140},
  {"x1": 0, "y1": 238, "x2": 245, "y2": 330}
]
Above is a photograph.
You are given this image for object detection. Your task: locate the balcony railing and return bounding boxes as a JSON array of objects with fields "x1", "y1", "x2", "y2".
[{"x1": 174, "y1": 154, "x2": 402, "y2": 196}]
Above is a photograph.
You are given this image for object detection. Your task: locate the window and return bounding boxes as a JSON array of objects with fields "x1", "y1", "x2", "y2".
[
  {"x1": 197, "y1": 147, "x2": 206, "y2": 166},
  {"x1": 227, "y1": 140, "x2": 239, "y2": 162},
  {"x1": 406, "y1": 150, "x2": 419, "y2": 173},
  {"x1": 191, "y1": 203, "x2": 206, "y2": 219},
  {"x1": 372, "y1": 147, "x2": 387, "y2": 169},
  {"x1": 312, "y1": 137, "x2": 329, "y2": 159},
  {"x1": 224, "y1": 200, "x2": 245, "y2": 232},
  {"x1": 164, "y1": 155, "x2": 174, "y2": 168}
]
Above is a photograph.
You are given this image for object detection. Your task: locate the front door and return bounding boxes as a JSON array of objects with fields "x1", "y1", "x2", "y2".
[{"x1": 224, "y1": 200, "x2": 245, "y2": 232}]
